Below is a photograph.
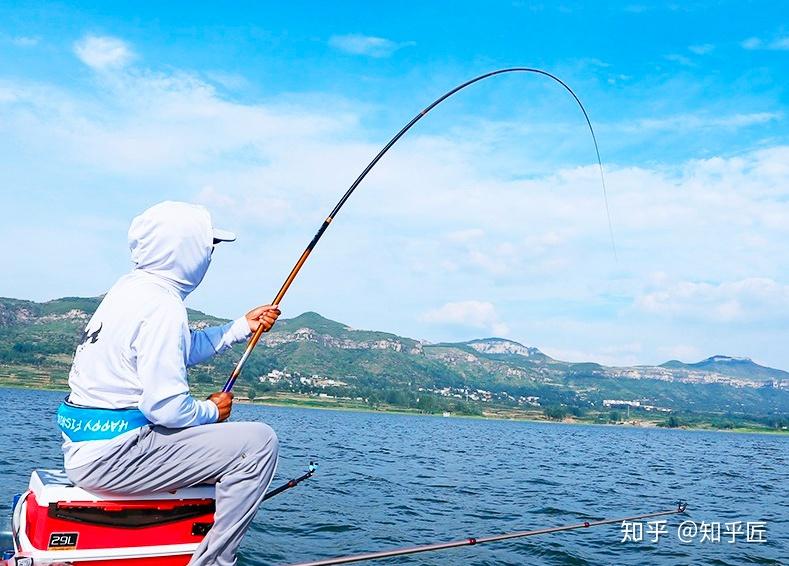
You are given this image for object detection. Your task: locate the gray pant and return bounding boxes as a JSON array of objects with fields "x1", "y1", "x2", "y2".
[{"x1": 66, "y1": 422, "x2": 279, "y2": 566}]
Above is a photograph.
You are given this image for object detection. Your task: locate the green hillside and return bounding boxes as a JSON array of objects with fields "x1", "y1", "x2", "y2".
[{"x1": 0, "y1": 296, "x2": 787, "y2": 431}]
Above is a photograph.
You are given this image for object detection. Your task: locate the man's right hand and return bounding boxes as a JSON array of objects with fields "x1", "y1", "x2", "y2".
[{"x1": 208, "y1": 391, "x2": 234, "y2": 422}]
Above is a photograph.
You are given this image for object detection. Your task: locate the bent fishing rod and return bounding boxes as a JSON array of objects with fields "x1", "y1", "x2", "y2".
[
  {"x1": 284, "y1": 502, "x2": 688, "y2": 566},
  {"x1": 223, "y1": 67, "x2": 615, "y2": 393}
]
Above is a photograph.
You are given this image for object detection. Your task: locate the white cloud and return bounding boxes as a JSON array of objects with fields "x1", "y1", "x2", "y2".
[
  {"x1": 10, "y1": 36, "x2": 40, "y2": 47},
  {"x1": 741, "y1": 36, "x2": 789, "y2": 51},
  {"x1": 607, "y1": 73, "x2": 632, "y2": 85},
  {"x1": 73, "y1": 34, "x2": 134, "y2": 70},
  {"x1": 328, "y1": 34, "x2": 413, "y2": 58},
  {"x1": 688, "y1": 44, "x2": 714, "y2": 55},
  {"x1": 195, "y1": 185, "x2": 292, "y2": 224},
  {"x1": 195, "y1": 185, "x2": 235, "y2": 208},
  {"x1": 623, "y1": 111, "x2": 781, "y2": 132},
  {"x1": 741, "y1": 37, "x2": 762, "y2": 50},
  {"x1": 0, "y1": 69, "x2": 356, "y2": 177},
  {"x1": 445, "y1": 228, "x2": 485, "y2": 243},
  {"x1": 0, "y1": 86, "x2": 18, "y2": 103},
  {"x1": 665, "y1": 53, "x2": 694, "y2": 66},
  {"x1": 578, "y1": 57, "x2": 610, "y2": 68},
  {"x1": 421, "y1": 301, "x2": 509, "y2": 336},
  {"x1": 636, "y1": 278, "x2": 789, "y2": 323}
]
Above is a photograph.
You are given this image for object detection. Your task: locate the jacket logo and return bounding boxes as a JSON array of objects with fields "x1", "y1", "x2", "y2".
[{"x1": 79, "y1": 323, "x2": 103, "y2": 346}]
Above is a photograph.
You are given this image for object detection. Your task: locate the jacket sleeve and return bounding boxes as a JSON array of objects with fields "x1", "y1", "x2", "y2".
[
  {"x1": 187, "y1": 317, "x2": 251, "y2": 367},
  {"x1": 134, "y1": 304, "x2": 219, "y2": 427}
]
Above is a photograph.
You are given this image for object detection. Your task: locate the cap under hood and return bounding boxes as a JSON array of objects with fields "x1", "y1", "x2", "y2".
[{"x1": 128, "y1": 201, "x2": 217, "y2": 298}]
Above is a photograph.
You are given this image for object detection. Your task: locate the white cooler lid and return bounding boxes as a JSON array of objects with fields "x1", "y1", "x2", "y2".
[{"x1": 30, "y1": 469, "x2": 215, "y2": 505}]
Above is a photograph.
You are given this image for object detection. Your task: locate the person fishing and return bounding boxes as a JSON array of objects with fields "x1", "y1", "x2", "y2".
[{"x1": 56, "y1": 200, "x2": 281, "y2": 566}]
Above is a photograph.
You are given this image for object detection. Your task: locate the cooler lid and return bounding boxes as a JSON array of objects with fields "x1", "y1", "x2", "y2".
[{"x1": 29, "y1": 469, "x2": 215, "y2": 505}]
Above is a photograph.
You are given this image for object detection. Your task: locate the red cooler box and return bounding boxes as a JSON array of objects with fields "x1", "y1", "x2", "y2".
[{"x1": 13, "y1": 469, "x2": 215, "y2": 566}]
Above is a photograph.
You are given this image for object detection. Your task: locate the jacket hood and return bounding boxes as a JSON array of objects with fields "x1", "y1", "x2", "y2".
[{"x1": 128, "y1": 201, "x2": 215, "y2": 298}]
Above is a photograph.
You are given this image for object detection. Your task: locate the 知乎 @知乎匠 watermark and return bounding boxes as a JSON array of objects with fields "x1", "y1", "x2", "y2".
[{"x1": 621, "y1": 520, "x2": 767, "y2": 544}]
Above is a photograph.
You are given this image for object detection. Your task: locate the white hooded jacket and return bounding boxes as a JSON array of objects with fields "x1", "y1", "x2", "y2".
[{"x1": 63, "y1": 201, "x2": 251, "y2": 469}]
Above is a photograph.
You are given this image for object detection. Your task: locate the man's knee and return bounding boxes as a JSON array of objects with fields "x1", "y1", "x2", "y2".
[
  {"x1": 235, "y1": 422, "x2": 278, "y2": 457},
  {"x1": 254, "y1": 422, "x2": 278, "y2": 453}
]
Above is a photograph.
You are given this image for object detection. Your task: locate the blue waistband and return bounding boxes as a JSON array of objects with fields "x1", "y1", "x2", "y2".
[{"x1": 57, "y1": 401, "x2": 151, "y2": 442}]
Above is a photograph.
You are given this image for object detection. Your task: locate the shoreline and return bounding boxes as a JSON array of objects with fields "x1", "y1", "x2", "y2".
[
  {"x1": 2, "y1": 382, "x2": 786, "y2": 435},
  {"x1": 236, "y1": 397, "x2": 789, "y2": 435}
]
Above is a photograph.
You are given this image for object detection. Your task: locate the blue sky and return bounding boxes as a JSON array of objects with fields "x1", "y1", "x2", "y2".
[{"x1": 1, "y1": 1, "x2": 788, "y2": 369}]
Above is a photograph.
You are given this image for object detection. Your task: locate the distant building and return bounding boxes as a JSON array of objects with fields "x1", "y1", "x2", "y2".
[
  {"x1": 603, "y1": 399, "x2": 641, "y2": 408},
  {"x1": 603, "y1": 399, "x2": 671, "y2": 412}
]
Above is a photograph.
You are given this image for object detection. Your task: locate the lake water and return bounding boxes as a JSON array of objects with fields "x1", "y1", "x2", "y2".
[{"x1": 0, "y1": 388, "x2": 785, "y2": 565}]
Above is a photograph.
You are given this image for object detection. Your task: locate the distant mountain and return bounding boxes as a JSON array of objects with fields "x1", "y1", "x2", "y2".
[
  {"x1": 661, "y1": 356, "x2": 789, "y2": 382},
  {"x1": 1, "y1": 296, "x2": 787, "y2": 418},
  {"x1": 0, "y1": 296, "x2": 101, "y2": 326},
  {"x1": 459, "y1": 338, "x2": 548, "y2": 359}
]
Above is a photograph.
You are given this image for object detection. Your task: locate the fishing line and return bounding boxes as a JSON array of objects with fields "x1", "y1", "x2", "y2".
[{"x1": 224, "y1": 67, "x2": 616, "y2": 392}]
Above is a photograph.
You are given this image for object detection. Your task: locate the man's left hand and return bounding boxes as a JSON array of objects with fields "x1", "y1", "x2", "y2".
[{"x1": 246, "y1": 304, "x2": 281, "y2": 333}]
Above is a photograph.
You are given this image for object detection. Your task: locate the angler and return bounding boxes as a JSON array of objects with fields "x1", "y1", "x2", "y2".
[{"x1": 57, "y1": 201, "x2": 281, "y2": 566}]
